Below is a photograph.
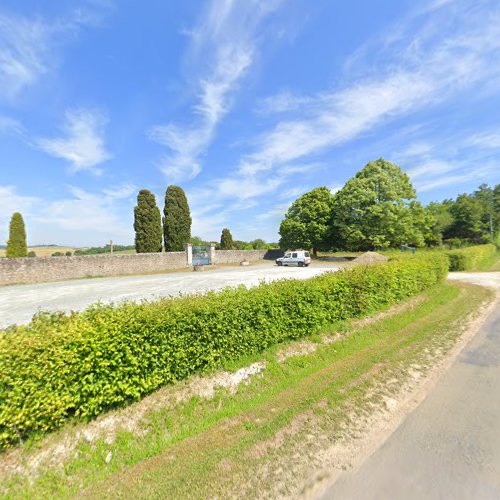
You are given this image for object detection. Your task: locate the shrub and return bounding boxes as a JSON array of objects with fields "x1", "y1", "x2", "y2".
[
  {"x1": 445, "y1": 243, "x2": 496, "y2": 271},
  {"x1": 0, "y1": 254, "x2": 448, "y2": 448},
  {"x1": 65, "y1": 251, "x2": 72, "y2": 257},
  {"x1": 27, "y1": 251, "x2": 36, "y2": 258}
]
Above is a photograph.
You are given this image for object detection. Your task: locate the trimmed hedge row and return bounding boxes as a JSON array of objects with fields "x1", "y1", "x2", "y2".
[
  {"x1": 445, "y1": 244, "x2": 497, "y2": 271},
  {"x1": 0, "y1": 254, "x2": 448, "y2": 448}
]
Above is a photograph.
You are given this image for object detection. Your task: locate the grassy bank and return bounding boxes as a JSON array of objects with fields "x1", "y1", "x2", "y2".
[{"x1": 1, "y1": 281, "x2": 493, "y2": 499}]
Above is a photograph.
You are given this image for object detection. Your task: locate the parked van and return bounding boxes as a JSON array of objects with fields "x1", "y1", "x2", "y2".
[{"x1": 276, "y1": 250, "x2": 311, "y2": 267}]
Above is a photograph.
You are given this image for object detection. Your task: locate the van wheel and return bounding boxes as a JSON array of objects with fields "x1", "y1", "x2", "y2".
[
  {"x1": 298, "y1": 262, "x2": 304, "y2": 267},
  {"x1": 277, "y1": 261, "x2": 282, "y2": 266}
]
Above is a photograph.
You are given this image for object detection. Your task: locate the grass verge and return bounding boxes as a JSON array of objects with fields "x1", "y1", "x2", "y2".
[{"x1": 0, "y1": 282, "x2": 493, "y2": 499}]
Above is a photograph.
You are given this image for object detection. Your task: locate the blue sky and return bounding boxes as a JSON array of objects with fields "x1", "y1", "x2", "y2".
[{"x1": 1, "y1": 0, "x2": 499, "y2": 246}]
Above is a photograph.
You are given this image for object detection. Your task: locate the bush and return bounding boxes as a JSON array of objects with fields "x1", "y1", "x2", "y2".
[
  {"x1": 27, "y1": 251, "x2": 36, "y2": 258},
  {"x1": 0, "y1": 254, "x2": 448, "y2": 448},
  {"x1": 65, "y1": 251, "x2": 72, "y2": 257},
  {"x1": 445, "y1": 244, "x2": 496, "y2": 271}
]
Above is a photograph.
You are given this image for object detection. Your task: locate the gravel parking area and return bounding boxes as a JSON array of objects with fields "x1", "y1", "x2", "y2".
[{"x1": 0, "y1": 262, "x2": 338, "y2": 328}]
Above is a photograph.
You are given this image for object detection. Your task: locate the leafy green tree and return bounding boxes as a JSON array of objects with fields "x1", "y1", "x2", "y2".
[
  {"x1": 473, "y1": 184, "x2": 496, "y2": 240},
  {"x1": 331, "y1": 158, "x2": 431, "y2": 250},
  {"x1": 220, "y1": 228, "x2": 234, "y2": 250},
  {"x1": 134, "y1": 189, "x2": 162, "y2": 253},
  {"x1": 250, "y1": 238, "x2": 266, "y2": 249},
  {"x1": 6, "y1": 212, "x2": 28, "y2": 258},
  {"x1": 447, "y1": 193, "x2": 489, "y2": 243},
  {"x1": 425, "y1": 200, "x2": 454, "y2": 246},
  {"x1": 163, "y1": 185, "x2": 192, "y2": 252},
  {"x1": 279, "y1": 187, "x2": 334, "y2": 255}
]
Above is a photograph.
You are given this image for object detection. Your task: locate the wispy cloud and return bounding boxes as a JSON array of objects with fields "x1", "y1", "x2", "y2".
[
  {"x1": 0, "y1": 5, "x2": 110, "y2": 101},
  {"x1": 0, "y1": 13, "x2": 52, "y2": 100},
  {"x1": 0, "y1": 182, "x2": 135, "y2": 245},
  {"x1": 35, "y1": 109, "x2": 112, "y2": 174},
  {"x1": 149, "y1": 0, "x2": 284, "y2": 181},
  {"x1": 240, "y1": 1, "x2": 500, "y2": 176}
]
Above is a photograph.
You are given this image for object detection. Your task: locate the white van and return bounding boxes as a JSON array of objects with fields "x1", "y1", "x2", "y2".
[{"x1": 276, "y1": 250, "x2": 311, "y2": 267}]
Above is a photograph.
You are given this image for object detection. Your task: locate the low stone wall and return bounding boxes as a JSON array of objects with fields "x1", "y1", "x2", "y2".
[
  {"x1": 213, "y1": 249, "x2": 283, "y2": 264},
  {"x1": 0, "y1": 249, "x2": 285, "y2": 286},
  {"x1": 0, "y1": 252, "x2": 187, "y2": 286}
]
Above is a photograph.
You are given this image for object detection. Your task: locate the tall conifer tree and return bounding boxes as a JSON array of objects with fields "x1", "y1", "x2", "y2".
[
  {"x1": 6, "y1": 212, "x2": 28, "y2": 258},
  {"x1": 163, "y1": 185, "x2": 191, "y2": 251},
  {"x1": 134, "y1": 190, "x2": 162, "y2": 253}
]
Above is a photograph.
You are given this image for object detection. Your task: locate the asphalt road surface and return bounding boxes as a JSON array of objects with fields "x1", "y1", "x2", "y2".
[
  {"x1": 320, "y1": 272, "x2": 500, "y2": 500},
  {"x1": 0, "y1": 262, "x2": 337, "y2": 328}
]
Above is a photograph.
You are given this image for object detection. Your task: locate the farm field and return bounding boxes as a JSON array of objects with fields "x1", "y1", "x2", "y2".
[{"x1": 0, "y1": 246, "x2": 76, "y2": 258}]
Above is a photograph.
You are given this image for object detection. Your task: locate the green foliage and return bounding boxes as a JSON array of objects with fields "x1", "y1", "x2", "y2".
[
  {"x1": 74, "y1": 245, "x2": 134, "y2": 256},
  {"x1": 51, "y1": 252, "x2": 63, "y2": 257},
  {"x1": 279, "y1": 187, "x2": 334, "y2": 255},
  {"x1": 134, "y1": 190, "x2": 162, "y2": 253},
  {"x1": 27, "y1": 251, "x2": 36, "y2": 258},
  {"x1": 445, "y1": 244, "x2": 497, "y2": 271},
  {"x1": 331, "y1": 159, "x2": 432, "y2": 251},
  {"x1": 163, "y1": 186, "x2": 191, "y2": 252},
  {"x1": 65, "y1": 251, "x2": 72, "y2": 257},
  {"x1": 5, "y1": 212, "x2": 27, "y2": 258},
  {"x1": 220, "y1": 228, "x2": 234, "y2": 250},
  {"x1": 0, "y1": 254, "x2": 448, "y2": 448}
]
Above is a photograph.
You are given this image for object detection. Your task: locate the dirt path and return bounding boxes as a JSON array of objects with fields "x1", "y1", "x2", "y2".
[{"x1": 318, "y1": 272, "x2": 500, "y2": 499}]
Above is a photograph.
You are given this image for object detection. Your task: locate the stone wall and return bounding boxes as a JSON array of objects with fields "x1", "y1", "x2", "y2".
[
  {"x1": 0, "y1": 252, "x2": 187, "y2": 286},
  {"x1": 213, "y1": 249, "x2": 283, "y2": 264},
  {"x1": 0, "y1": 249, "x2": 284, "y2": 286}
]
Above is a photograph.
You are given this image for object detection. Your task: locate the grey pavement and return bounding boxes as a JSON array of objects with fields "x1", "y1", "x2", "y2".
[
  {"x1": 0, "y1": 262, "x2": 337, "y2": 328},
  {"x1": 320, "y1": 272, "x2": 500, "y2": 500}
]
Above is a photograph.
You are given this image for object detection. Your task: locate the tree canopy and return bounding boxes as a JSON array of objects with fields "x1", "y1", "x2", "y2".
[
  {"x1": 6, "y1": 212, "x2": 28, "y2": 258},
  {"x1": 220, "y1": 228, "x2": 234, "y2": 250},
  {"x1": 163, "y1": 185, "x2": 192, "y2": 252},
  {"x1": 331, "y1": 158, "x2": 432, "y2": 250},
  {"x1": 279, "y1": 187, "x2": 334, "y2": 254},
  {"x1": 134, "y1": 189, "x2": 162, "y2": 253}
]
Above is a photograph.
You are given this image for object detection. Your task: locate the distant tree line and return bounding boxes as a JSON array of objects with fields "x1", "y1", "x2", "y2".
[
  {"x1": 74, "y1": 245, "x2": 135, "y2": 256},
  {"x1": 279, "y1": 158, "x2": 500, "y2": 253}
]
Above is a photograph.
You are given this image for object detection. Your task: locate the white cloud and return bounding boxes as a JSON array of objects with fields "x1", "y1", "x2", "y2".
[
  {"x1": 240, "y1": 3, "x2": 500, "y2": 177},
  {"x1": 150, "y1": 0, "x2": 284, "y2": 181},
  {"x1": 0, "y1": 6, "x2": 110, "y2": 101},
  {"x1": 0, "y1": 182, "x2": 136, "y2": 246},
  {"x1": 35, "y1": 109, "x2": 112, "y2": 174},
  {"x1": 0, "y1": 115, "x2": 23, "y2": 135},
  {"x1": 0, "y1": 13, "x2": 51, "y2": 99},
  {"x1": 466, "y1": 130, "x2": 500, "y2": 150}
]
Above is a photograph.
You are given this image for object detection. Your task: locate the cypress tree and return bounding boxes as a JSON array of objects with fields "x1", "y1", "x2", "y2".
[
  {"x1": 6, "y1": 212, "x2": 28, "y2": 258},
  {"x1": 220, "y1": 228, "x2": 234, "y2": 250},
  {"x1": 134, "y1": 189, "x2": 162, "y2": 253},
  {"x1": 163, "y1": 185, "x2": 192, "y2": 252}
]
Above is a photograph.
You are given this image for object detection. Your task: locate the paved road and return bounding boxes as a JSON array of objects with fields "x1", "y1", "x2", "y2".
[
  {"x1": 0, "y1": 262, "x2": 337, "y2": 328},
  {"x1": 321, "y1": 272, "x2": 500, "y2": 500}
]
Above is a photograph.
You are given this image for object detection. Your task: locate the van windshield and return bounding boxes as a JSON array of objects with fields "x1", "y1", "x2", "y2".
[
  {"x1": 284, "y1": 253, "x2": 291, "y2": 258},
  {"x1": 304, "y1": 252, "x2": 310, "y2": 257}
]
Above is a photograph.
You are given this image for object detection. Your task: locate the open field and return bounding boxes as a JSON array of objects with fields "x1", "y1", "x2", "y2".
[
  {"x1": 0, "y1": 246, "x2": 76, "y2": 258},
  {"x1": 1, "y1": 280, "x2": 494, "y2": 498}
]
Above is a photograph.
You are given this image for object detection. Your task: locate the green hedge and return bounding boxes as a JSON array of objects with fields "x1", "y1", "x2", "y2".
[
  {"x1": 0, "y1": 255, "x2": 448, "y2": 448},
  {"x1": 445, "y1": 244, "x2": 496, "y2": 271}
]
